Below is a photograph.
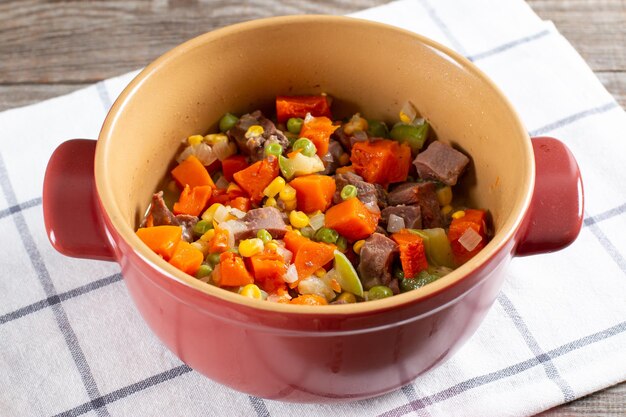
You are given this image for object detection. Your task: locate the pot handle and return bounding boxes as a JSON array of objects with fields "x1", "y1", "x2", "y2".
[
  {"x1": 43, "y1": 139, "x2": 116, "y2": 261},
  {"x1": 515, "y1": 136, "x2": 584, "y2": 256}
]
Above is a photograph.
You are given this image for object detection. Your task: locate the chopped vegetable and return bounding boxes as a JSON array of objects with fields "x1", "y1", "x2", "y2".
[
  {"x1": 411, "y1": 228, "x2": 455, "y2": 268},
  {"x1": 292, "y1": 240, "x2": 335, "y2": 280},
  {"x1": 292, "y1": 138, "x2": 317, "y2": 157},
  {"x1": 289, "y1": 210, "x2": 310, "y2": 229},
  {"x1": 229, "y1": 196, "x2": 251, "y2": 212},
  {"x1": 288, "y1": 174, "x2": 336, "y2": 213},
  {"x1": 209, "y1": 227, "x2": 230, "y2": 253},
  {"x1": 367, "y1": 119, "x2": 389, "y2": 138},
  {"x1": 299, "y1": 115, "x2": 339, "y2": 157},
  {"x1": 333, "y1": 250, "x2": 364, "y2": 297},
  {"x1": 238, "y1": 238, "x2": 264, "y2": 257},
  {"x1": 399, "y1": 270, "x2": 439, "y2": 292},
  {"x1": 391, "y1": 230, "x2": 429, "y2": 278},
  {"x1": 173, "y1": 184, "x2": 213, "y2": 216},
  {"x1": 264, "y1": 143, "x2": 284, "y2": 157},
  {"x1": 276, "y1": 95, "x2": 332, "y2": 124},
  {"x1": 448, "y1": 209, "x2": 487, "y2": 265},
  {"x1": 283, "y1": 230, "x2": 310, "y2": 255},
  {"x1": 350, "y1": 139, "x2": 411, "y2": 186},
  {"x1": 136, "y1": 225, "x2": 182, "y2": 260},
  {"x1": 278, "y1": 153, "x2": 325, "y2": 180},
  {"x1": 239, "y1": 283, "x2": 264, "y2": 300},
  {"x1": 256, "y1": 229, "x2": 272, "y2": 243},
  {"x1": 171, "y1": 155, "x2": 216, "y2": 189},
  {"x1": 221, "y1": 155, "x2": 249, "y2": 182},
  {"x1": 324, "y1": 197, "x2": 378, "y2": 241},
  {"x1": 390, "y1": 122, "x2": 429, "y2": 154},
  {"x1": 249, "y1": 252, "x2": 288, "y2": 293},
  {"x1": 195, "y1": 264, "x2": 213, "y2": 280},
  {"x1": 169, "y1": 241, "x2": 204, "y2": 275},
  {"x1": 289, "y1": 294, "x2": 328, "y2": 305},
  {"x1": 368, "y1": 285, "x2": 393, "y2": 300},
  {"x1": 193, "y1": 219, "x2": 213, "y2": 236},
  {"x1": 287, "y1": 117, "x2": 304, "y2": 134},
  {"x1": 340, "y1": 184, "x2": 357, "y2": 200},
  {"x1": 314, "y1": 227, "x2": 339, "y2": 244},
  {"x1": 233, "y1": 156, "x2": 279, "y2": 203},
  {"x1": 219, "y1": 113, "x2": 239, "y2": 132},
  {"x1": 216, "y1": 252, "x2": 254, "y2": 287}
]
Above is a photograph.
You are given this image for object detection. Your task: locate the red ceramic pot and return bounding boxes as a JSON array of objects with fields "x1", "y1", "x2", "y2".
[{"x1": 42, "y1": 16, "x2": 583, "y2": 402}]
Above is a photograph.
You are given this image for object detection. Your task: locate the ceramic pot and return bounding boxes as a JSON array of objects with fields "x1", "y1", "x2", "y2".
[{"x1": 43, "y1": 16, "x2": 583, "y2": 402}]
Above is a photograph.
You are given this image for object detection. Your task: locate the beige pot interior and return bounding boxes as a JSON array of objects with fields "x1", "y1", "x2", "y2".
[{"x1": 96, "y1": 16, "x2": 533, "y2": 314}]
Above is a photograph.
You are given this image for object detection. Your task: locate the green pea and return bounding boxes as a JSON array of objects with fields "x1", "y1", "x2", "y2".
[
  {"x1": 256, "y1": 229, "x2": 272, "y2": 243},
  {"x1": 219, "y1": 113, "x2": 239, "y2": 133},
  {"x1": 390, "y1": 122, "x2": 429, "y2": 153},
  {"x1": 264, "y1": 143, "x2": 283, "y2": 157},
  {"x1": 367, "y1": 119, "x2": 389, "y2": 138},
  {"x1": 368, "y1": 285, "x2": 393, "y2": 300},
  {"x1": 314, "y1": 227, "x2": 339, "y2": 244},
  {"x1": 207, "y1": 252, "x2": 221, "y2": 266},
  {"x1": 292, "y1": 138, "x2": 317, "y2": 157},
  {"x1": 195, "y1": 264, "x2": 213, "y2": 279},
  {"x1": 336, "y1": 235, "x2": 348, "y2": 253},
  {"x1": 335, "y1": 292, "x2": 357, "y2": 304},
  {"x1": 399, "y1": 270, "x2": 439, "y2": 292},
  {"x1": 340, "y1": 184, "x2": 358, "y2": 200},
  {"x1": 393, "y1": 264, "x2": 405, "y2": 280},
  {"x1": 287, "y1": 117, "x2": 304, "y2": 134},
  {"x1": 193, "y1": 220, "x2": 213, "y2": 236}
]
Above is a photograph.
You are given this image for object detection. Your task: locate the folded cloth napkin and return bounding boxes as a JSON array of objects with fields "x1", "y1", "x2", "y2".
[{"x1": 1, "y1": 0, "x2": 625, "y2": 416}]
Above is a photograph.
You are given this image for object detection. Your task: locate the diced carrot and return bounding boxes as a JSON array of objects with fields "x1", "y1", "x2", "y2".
[
  {"x1": 289, "y1": 294, "x2": 328, "y2": 306},
  {"x1": 229, "y1": 196, "x2": 251, "y2": 212},
  {"x1": 288, "y1": 174, "x2": 336, "y2": 213},
  {"x1": 173, "y1": 184, "x2": 213, "y2": 216},
  {"x1": 209, "y1": 227, "x2": 230, "y2": 253},
  {"x1": 168, "y1": 241, "x2": 204, "y2": 276},
  {"x1": 293, "y1": 240, "x2": 335, "y2": 280},
  {"x1": 299, "y1": 116, "x2": 339, "y2": 156},
  {"x1": 249, "y1": 252, "x2": 287, "y2": 293},
  {"x1": 233, "y1": 156, "x2": 279, "y2": 203},
  {"x1": 324, "y1": 197, "x2": 378, "y2": 241},
  {"x1": 222, "y1": 155, "x2": 249, "y2": 182},
  {"x1": 209, "y1": 188, "x2": 231, "y2": 205},
  {"x1": 226, "y1": 182, "x2": 247, "y2": 199},
  {"x1": 448, "y1": 209, "x2": 487, "y2": 265},
  {"x1": 391, "y1": 230, "x2": 428, "y2": 278},
  {"x1": 136, "y1": 225, "x2": 182, "y2": 260},
  {"x1": 171, "y1": 155, "x2": 216, "y2": 189},
  {"x1": 350, "y1": 139, "x2": 411, "y2": 186},
  {"x1": 276, "y1": 95, "x2": 332, "y2": 124},
  {"x1": 216, "y1": 252, "x2": 254, "y2": 287},
  {"x1": 284, "y1": 230, "x2": 311, "y2": 256}
]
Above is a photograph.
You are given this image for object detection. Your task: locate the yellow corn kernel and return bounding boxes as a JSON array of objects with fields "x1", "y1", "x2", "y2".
[
  {"x1": 399, "y1": 111, "x2": 412, "y2": 124},
  {"x1": 314, "y1": 268, "x2": 326, "y2": 278},
  {"x1": 338, "y1": 153, "x2": 350, "y2": 166},
  {"x1": 240, "y1": 284, "x2": 263, "y2": 300},
  {"x1": 188, "y1": 135, "x2": 204, "y2": 146},
  {"x1": 265, "y1": 242, "x2": 279, "y2": 253},
  {"x1": 343, "y1": 114, "x2": 368, "y2": 135},
  {"x1": 204, "y1": 133, "x2": 228, "y2": 145},
  {"x1": 238, "y1": 238, "x2": 264, "y2": 257},
  {"x1": 279, "y1": 184, "x2": 297, "y2": 201},
  {"x1": 264, "y1": 197, "x2": 277, "y2": 208},
  {"x1": 282, "y1": 199, "x2": 297, "y2": 211},
  {"x1": 200, "y1": 229, "x2": 216, "y2": 242},
  {"x1": 263, "y1": 176, "x2": 286, "y2": 198},
  {"x1": 201, "y1": 203, "x2": 223, "y2": 222},
  {"x1": 289, "y1": 211, "x2": 309, "y2": 229},
  {"x1": 452, "y1": 210, "x2": 466, "y2": 220},
  {"x1": 227, "y1": 182, "x2": 243, "y2": 195},
  {"x1": 353, "y1": 239, "x2": 366, "y2": 255},
  {"x1": 292, "y1": 230, "x2": 302, "y2": 236},
  {"x1": 245, "y1": 125, "x2": 264, "y2": 139},
  {"x1": 436, "y1": 186, "x2": 453, "y2": 206},
  {"x1": 441, "y1": 205, "x2": 453, "y2": 216}
]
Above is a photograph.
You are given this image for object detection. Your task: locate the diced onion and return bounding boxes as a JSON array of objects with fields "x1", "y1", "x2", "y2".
[
  {"x1": 399, "y1": 101, "x2": 418, "y2": 124},
  {"x1": 230, "y1": 208, "x2": 246, "y2": 219},
  {"x1": 213, "y1": 140, "x2": 237, "y2": 161},
  {"x1": 458, "y1": 227, "x2": 483, "y2": 252},
  {"x1": 309, "y1": 212, "x2": 325, "y2": 231},
  {"x1": 304, "y1": 112, "x2": 314, "y2": 123},
  {"x1": 282, "y1": 264, "x2": 298, "y2": 284},
  {"x1": 214, "y1": 173, "x2": 229, "y2": 190},
  {"x1": 275, "y1": 245, "x2": 293, "y2": 264},
  {"x1": 176, "y1": 143, "x2": 217, "y2": 166},
  {"x1": 267, "y1": 292, "x2": 292, "y2": 303},
  {"x1": 363, "y1": 200, "x2": 380, "y2": 215},
  {"x1": 352, "y1": 130, "x2": 368, "y2": 142},
  {"x1": 387, "y1": 214, "x2": 405, "y2": 233},
  {"x1": 220, "y1": 220, "x2": 246, "y2": 248},
  {"x1": 213, "y1": 205, "x2": 231, "y2": 223},
  {"x1": 297, "y1": 276, "x2": 335, "y2": 301}
]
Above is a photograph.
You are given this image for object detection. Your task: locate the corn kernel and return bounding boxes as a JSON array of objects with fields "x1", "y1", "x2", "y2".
[
  {"x1": 441, "y1": 205, "x2": 453, "y2": 216},
  {"x1": 263, "y1": 176, "x2": 286, "y2": 198},
  {"x1": 314, "y1": 268, "x2": 326, "y2": 278},
  {"x1": 265, "y1": 242, "x2": 279, "y2": 253},
  {"x1": 436, "y1": 186, "x2": 453, "y2": 206},
  {"x1": 289, "y1": 211, "x2": 309, "y2": 229},
  {"x1": 338, "y1": 153, "x2": 350, "y2": 166},
  {"x1": 238, "y1": 238, "x2": 264, "y2": 257},
  {"x1": 204, "y1": 133, "x2": 228, "y2": 145},
  {"x1": 452, "y1": 210, "x2": 466, "y2": 220},
  {"x1": 245, "y1": 125, "x2": 264, "y2": 139},
  {"x1": 279, "y1": 184, "x2": 297, "y2": 201},
  {"x1": 344, "y1": 114, "x2": 368, "y2": 135},
  {"x1": 202, "y1": 203, "x2": 223, "y2": 222},
  {"x1": 399, "y1": 111, "x2": 412, "y2": 124},
  {"x1": 188, "y1": 135, "x2": 204, "y2": 146},
  {"x1": 227, "y1": 182, "x2": 243, "y2": 195},
  {"x1": 353, "y1": 239, "x2": 366, "y2": 255},
  {"x1": 283, "y1": 199, "x2": 297, "y2": 211},
  {"x1": 200, "y1": 229, "x2": 216, "y2": 242},
  {"x1": 264, "y1": 197, "x2": 277, "y2": 208},
  {"x1": 240, "y1": 284, "x2": 263, "y2": 300}
]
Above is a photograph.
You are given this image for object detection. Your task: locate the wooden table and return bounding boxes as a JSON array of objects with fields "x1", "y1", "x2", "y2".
[{"x1": 0, "y1": 1, "x2": 623, "y2": 415}]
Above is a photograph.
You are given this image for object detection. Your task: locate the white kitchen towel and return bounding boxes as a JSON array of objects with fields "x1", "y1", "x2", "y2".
[{"x1": 1, "y1": 0, "x2": 625, "y2": 416}]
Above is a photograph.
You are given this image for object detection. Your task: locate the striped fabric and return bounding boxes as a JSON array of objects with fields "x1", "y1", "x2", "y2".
[{"x1": 1, "y1": 1, "x2": 625, "y2": 416}]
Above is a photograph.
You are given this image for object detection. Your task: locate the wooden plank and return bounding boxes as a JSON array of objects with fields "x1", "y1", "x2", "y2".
[
  {"x1": 539, "y1": 383, "x2": 626, "y2": 416},
  {"x1": 597, "y1": 72, "x2": 626, "y2": 108},
  {"x1": 0, "y1": 84, "x2": 89, "y2": 112}
]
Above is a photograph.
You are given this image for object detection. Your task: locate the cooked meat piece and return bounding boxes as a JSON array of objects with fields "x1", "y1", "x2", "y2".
[
  {"x1": 387, "y1": 182, "x2": 442, "y2": 228},
  {"x1": 357, "y1": 233, "x2": 398, "y2": 290},
  {"x1": 381, "y1": 205, "x2": 422, "y2": 229},
  {"x1": 374, "y1": 184, "x2": 388, "y2": 209},
  {"x1": 413, "y1": 141, "x2": 470, "y2": 186},
  {"x1": 331, "y1": 125, "x2": 368, "y2": 151},
  {"x1": 320, "y1": 139, "x2": 345, "y2": 175},
  {"x1": 144, "y1": 192, "x2": 197, "y2": 242},
  {"x1": 388, "y1": 278, "x2": 400, "y2": 295},
  {"x1": 227, "y1": 110, "x2": 289, "y2": 161},
  {"x1": 333, "y1": 171, "x2": 379, "y2": 209},
  {"x1": 236, "y1": 207, "x2": 287, "y2": 240},
  {"x1": 375, "y1": 225, "x2": 388, "y2": 235}
]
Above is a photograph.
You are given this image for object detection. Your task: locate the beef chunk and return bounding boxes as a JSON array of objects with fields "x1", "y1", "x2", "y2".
[
  {"x1": 144, "y1": 192, "x2": 197, "y2": 242},
  {"x1": 331, "y1": 125, "x2": 368, "y2": 151},
  {"x1": 333, "y1": 171, "x2": 385, "y2": 211},
  {"x1": 320, "y1": 139, "x2": 345, "y2": 175},
  {"x1": 237, "y1": 207, "x2": 287, "y2": 240},
  {"x1": 227, "y1": 110, "x2": 289, "y2": 161},
  {"x1": 357, "y1": 233, "x2": 398, "y2": 290},
  {"x1": 413, "y1": 141, "x2": 469, "y2": 186},
  {"x1": 387, "y1": 182, "x2": 442, "y2": 228},
  {"x1": 381, "y1": 205, "x2": 422, "y2": 230}
]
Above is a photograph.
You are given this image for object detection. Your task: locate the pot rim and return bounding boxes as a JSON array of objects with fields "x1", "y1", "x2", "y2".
[{"x1": 95, "y1": 14, "x2": 535, "y2": 317}]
